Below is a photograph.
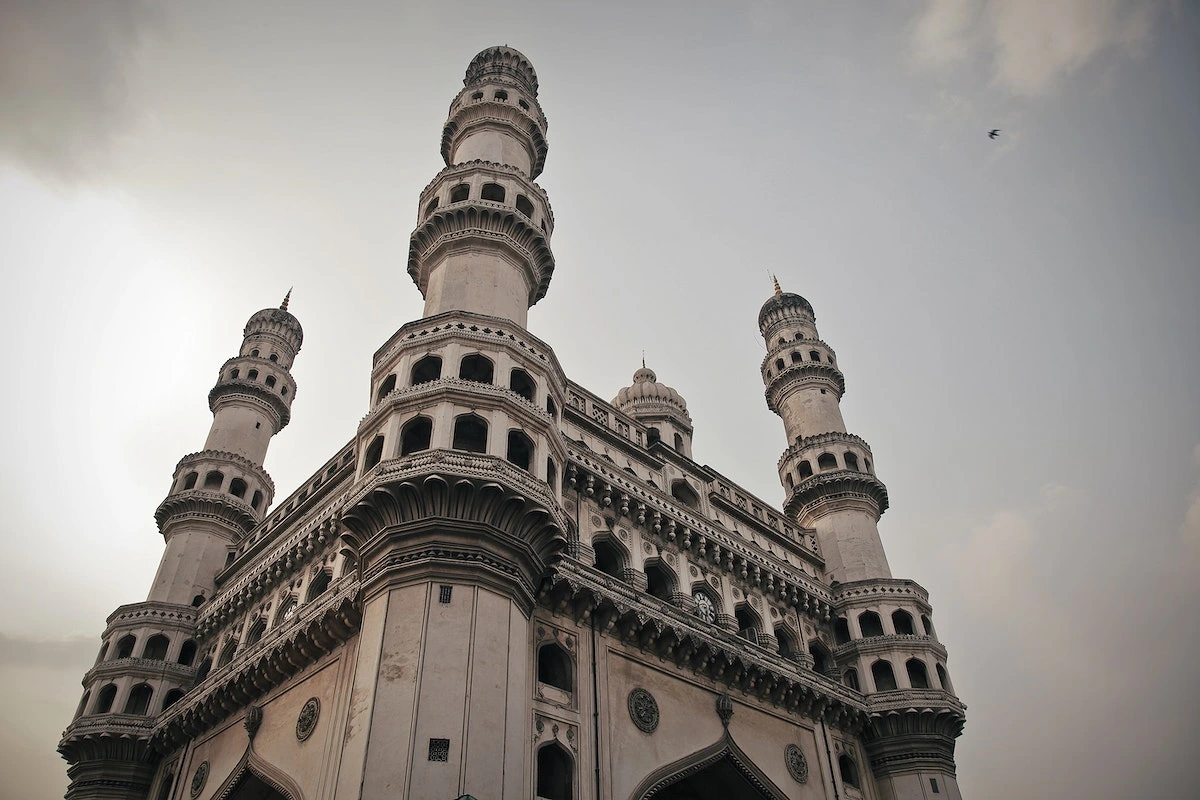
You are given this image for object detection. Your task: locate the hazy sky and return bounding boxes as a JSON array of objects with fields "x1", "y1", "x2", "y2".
[{"x1": 1, "y1": 1, "x2": 1197, "y2": 797}]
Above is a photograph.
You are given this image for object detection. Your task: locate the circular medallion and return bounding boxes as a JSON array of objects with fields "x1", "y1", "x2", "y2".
[
  {"x1": 627, "y1": 688, "x2": 659, "y2": 733},
  {"x1": 693, "y1": 592, "x2": 716, "y2": 624},
  {"x1": 190, "y1": 761, "x2": 209, "y2": 797},
  {"x1": 785, "y1": 744, "x2": 809, "y2": 783},
  {"x1": 296, "y1": 697, "x2": 320, "y2": 741}
]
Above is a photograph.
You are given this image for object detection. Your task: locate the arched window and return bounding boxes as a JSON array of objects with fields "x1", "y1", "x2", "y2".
[
  {"x1": 537, "y1": 642, "x2": 572, "y2": 692},
  {"x1": 519, "y1": 99, "x2": 530, "y2": 110},
  {"x1": 839, "y1": 754, "x2": 860, "y2": 789},
  {"x1": 790, "y1": 351, "x2": 802, "y2": 363},
  {"x1": 785, "y1": 473, "x2": 794, "y2": 489},
  {"x1": 470, "y1": 91, "x2": 483, "y2": 101},
  {"x1": 363, "y1": 435, "x2": 385, "y2": 470},
  {"x1": 75, "y1": 691, "x2": 91, "y2": 718},
  {"x1": 795, "y1": 332, "x2": 805, "y2": 340},
  {"x1": 921, "y1": 614, "x2": 935, "y2": 637},
  {"x1": 858, "y1": 610, "x2": 884, "y2": 637},
  {"x1": 265, "y1": 375, "x2": 276, "y2": 388},
  {"x1": 411, "y1": 355, "x2": 442, "y2": 385},
  {"x1": 191, "y1": 594, "x2": 206, "y2": 608},
  {"x1": 798, "y1": 460, "x2": 813, "y2": 479},
  {"x1": 515, "y1": 194, "x2": 534, "y2": 216},
  {"x1": 645, "y1": 561, "x2": 675, "y2": 602},
  {"x1": 182, "y1": 471, "x2": 198, "y2": 490},
  {"x1": 115, "y1": 634, "x2": 136, "y2": 659},
  {"x1": 245, "y1": 617, "x2": 266, "y2": 647},
  {"x1": 452, "y1": 414, "x2": 489, "y2": 454},
  {"x1": 307, "y1": 569, "x2": 332, "y2": 601},
  {"x1": 864, "y1": 457, "x2": 872, "y2": 472},
  {"x1": 834, "y1": 617, "x2": 851, "y2": 645},
  {"x1": 275, "y1": 598, "x2": 298, "y2": 626},
  {"x1": 194, "y1": 658, "x2": 212, "y2": 683},
  {"x1": 817, "y1": 453, "x2": 837, "y2": 472},
  {"x1": 424, "y1": 198, "x2": 439, "y2": 217},
  {"x1": 480, "y1": 182, "x2": 506, "y2": 202},
  {"x1": 217, "y1": 639, "x2": 238, "y2": 667},
  {"x1": 143, "y1": 634, "x2": 169, "y2": 661},
  {"x1": 671, "y1": 479, "x2": 700, "y2": 509},
  {"x1": 376, "y1": 373, "x2": 397, "y2": 403},
  {"x1": 546, "y1": 395, "x2": 557, "y2": 418},
  {"x1": 124, "y1": 683, "x2": 153, "y2": 715},
  {"x1": 646, "y1": 427, "x2": 661, "y2": 446},
  {"x1": 907, "y1": 658, "x2": 931, "y2": 689},
  {"x1": 178, "y1": 640, "x2": 197, "y2": 667},
  {"x1": 251, "y1": 490, "x2": 264, "y2": 511},
  {"x1": 229, "y1": 478, "x2": 247, "y2": 499},
  {"x1": 400, "y1": 416, "x2": 433, "y2": 456},
  {"x1": 843, "y1": 452, "x2": 860, "y2": 471},
  {"x1": 95, "y1": 642, "x2": 109, "y2": 664},
  {"x1": 156, "y1": 772, "x2": 176, "y2": 800},
  {"x1": 459, "y1": 353, "x2": 494, "y2": 383},
  {"x1": 735, "y1": 607, "x2": 760, "y2": 645},
  {"x1": 546, "y1": 458, "x2": 557, "y2": 493},
  {"x1": 250, "y1": 349, "x2": 260, "y2": 357},
  {"x1": 936, "y1": 663, "x2": 951, "y2": 691},
  {"x1": 809, "y1": 350, "x2": 821, "y2": 361},
  {"x1": 493, "y1": 90, "x2": 508, "y2": 101},
  {"x1": 843, "y1": 668, "x2": 860, "y2": 691},
  {"x1": 161, "y1": 688, "x2": 185, "y2": 711},
  {"x1": 775, "y1": 358, "x2": 785, "y2": 371},
  {"x1": 203, "y1": 470, "x2": 224, "y2": 489},
  {"x1": 777, "y1": 628, "x2": 801, "y2": 660},
  {"x1": 871, "y1": 659, "x2": 897, "y2": 691},
  {"x1": 509, "y1": 368, "x2": 535, "y2": 401},
  {"x1": 247, "y1": 369, "x2": 259, "y2": 380},
  {"x1": 94, "y1": 684, "x2": 117, "y2": 714},
  {"x1": 536, "y1": 743, "x2": 573, "y2": 800},
  {"x1": 229, "y1": 368, "x2": 239, "y2": 379},
  {"x1": 449, "y1": 183, "x2": 469, "y2": 203},
  {"x1": 892, "y1": 609, "x2": 916, "y2": 636},
  {"x1": 809, "y1": 641, "x2": 832, "y2": 674},
  {"x1": 592, "y1": 540, "x2": 624, "y2": 580},
  {"x1": 673, "y1": 432, "x2": 684, "y2": 451}
]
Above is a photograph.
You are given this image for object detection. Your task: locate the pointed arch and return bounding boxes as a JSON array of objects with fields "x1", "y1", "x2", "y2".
[
  {"x1": 630, "y1": 732, "x2": 790, "y2": 800},
  {"x1": 211, "y1": 747, "x2": 305, "y2": 800}
]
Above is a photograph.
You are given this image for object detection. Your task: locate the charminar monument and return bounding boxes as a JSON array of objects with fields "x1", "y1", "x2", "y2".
[{"x1": 60, "y1": 47, "x2": 966, "y2": 800}]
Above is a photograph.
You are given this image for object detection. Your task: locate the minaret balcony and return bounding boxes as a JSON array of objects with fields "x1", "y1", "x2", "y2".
[
  {"x1": 441, "y1": 96, "x2": 549, "y2": 178},
  {"x1": 763, "y1": 360, "x2": 846, "y2": 411},
  {"x1": 784, "y1": 469, "x2": 890, "y2": 520},
  {"x1": 154, "y1": 489, "x2": 259, "y2": 536},
  {"x1": 833, "y1": 633, "x2": 948, "y2": 662},
  {"x1": 208, "y1": 365, "x2": 295, "y2": 431}
]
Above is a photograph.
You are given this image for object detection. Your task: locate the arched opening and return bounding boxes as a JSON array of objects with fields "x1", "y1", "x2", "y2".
[
  {"x1": 795, "y1": 332, "x2": 805, "y2": 340},
  {"x1": 424, "y1": 198, "x2": 439, "y2": 218},
  {"x1": 363, "y1": 435, "x2": 385, "y2": 470},
  {"x1": 94, "y1": 684, "x2": 117, "y2": 714},
  {"x1": 217, "y1": 639, "x2": 238, "y2": 668},
  {"x1": 509, "y1": 368, "x2": 535, "y2": 401},
  {"x1": 227, "y1": 771, "x2": 291, "y2": 800},
  {"x1": 871, "y1": 659, "x2": 898, "y2": 691},
  {"x1": 921, "y1": 614, "x2": 935, "y2": 637},
  {"x1": 631, "y1": 739, "x2": 789, "y2": 800},
  {"x1": 834, "y1": 617, "x2": 851, "y2": 644},
  {"x1": 143, "y1": 634, "x2": 169, "y2": 661},
  {"x1": 537, "y1": 642, "x2": 573, "y2": 692},
  {"x1": 798, "y1": 460, "x2": 813, "y2": 478},
  {"x1": 400, "y1": 416, "x2": 433, "y2": 456},
  {"x1": 411, "y1": 355, "x2": 442, "y2": 385},
  {"x1": 843, "y1": 668, "x2": 860, "y2": 691},
  {"x1": 546, "y1": 458, "x2": 557, "y2": 493},
  {"x1": 817, "y1": 453, "x2": 837, "y2": 472},
  {"x1": 376, "y1": 373, "x2": 397, "y2": 403},
  {"x1": 452, "y1": 414, "x2": 489, "y2": 453},
  {"x1": 506, "y1": 430, "x2": 534, "y2": 470},
  {"x1": 843, "y1": 452, "x2": 860, "y2": 471},
  {"x1": 230, "y1": 368, "x2": 239, "y2": 379},
  {"x1": 95, "y1": 642, "x2": 108, "y2": 664},
  {"x1": 178, "y1": 640, "x2": 197, "y2": 666},
  {"x1": 191, "y1": 594, "x2": 206, "y2": 608},
  {"x1": 265, "y1": 375, "x2": 276, "y2": 388},
  {"x1": 785, "y1": 473, "x2": 794, "y2": 489},
  {"x1": 645, "y1": 561, "x2": 676, "y2": 602},
  {"x1": 858, "y1": 610, "x2": 884, "y2": 637},
  {"x1": 251, "y1": 491, "x2": 264, "y2": 511},
  {"x1": 864, "y1": 457, "x2": 872, "y2": 472},
  {"x1": 480, "y1": 182, "x2": 506, "y2": 202},
  {"x1": 673, "y1": 432, "x2": 684, "y2": 450},
  {"x1": 892, "y1": 609, "x2": 916, "y2": 635},
  {"x1": 459, "y1": 353, "x2": 494, "y2": 383},
  {"x1": 907, "y1": 658, "x2": 931, "y2": 689},
  {"x1": 776, "y1": 628, "x2": 801, "y2": 660},
  {"x1": 735, "y1": 607, "x2": 760, "y2": 645},
  {"x1": 592, "y1": 539, "x2": 624, "y2": 580},
  {"x1": 809, "y1": 350, "x2": 821, "y2": 361},
  {"x1": 75, "y1": 691, "x2": 91, "y2": 718},
  {"x1": 646, "y1": 427, "x2": 661, "y2": 446},
  {"x1": 536, "y1": 743, "x2": 573, "y2": 800},
  {"x1": 306, "y1": 569, "x2": 332, "y2": 601},
  {"x1": 204, "y1": 470, "x2": 224, "y2": 489},
  {"x1": 449, "y1": 183, "x2": 469, "y2": 203},
  {"x1": 671, "y1": 479, "x2": 700, "y2": 509},
  {"x1": 194, "y1": 658, "x2": 212, "y2": 683},
  {"x1": 115, "y1": 634, "x2": 136, "y2": 659},
  {"x1": 229, "y1": 478, "x2": 247, "y2": 499},
  {"x1": 275, "y1": 598, "x2": 298, "y2": 625},
  {"x1": 515, "y1": 194, "x2": 534, "y2": 216},
  {"x1": 155, "y1": 772, "x2": 176, "y2": 800},
  {"x1": 808, "y1": 641, "x2": 832, "y2": 674},
  {"x1": 936, "y1": 663, "x2": 951, "y2": 691},
  {"x1": 546, "y1": 395, "x2": 557, "y2": 417},
  {"x1": 161, "y1": 688, "x2": 185, "y2": 711},
  {"x1": 124, "y1": 683, "x2": 153, "y2": 715},
  {"x1": 790, "y1": 351, "x2": 801, "y2": 363},
  {"x1": 247, "y1": 369, "x2": 258, "y2": 380},
  {"x1": 774, "y1": 358, "x2": 785, "y2": 371},
  {"x1": 182, "y1": 472, "x2": 198, "y2": 490},
  {"x1": 245, "y1": 617, "x2": 267, "y2": 647},
  {"x1": 839, "y1": 754, "x2": 860, "y2": 789}
]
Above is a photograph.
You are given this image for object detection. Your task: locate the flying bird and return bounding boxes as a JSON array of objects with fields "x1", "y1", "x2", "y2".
[{"x1": 988, "y1": 129, "x2": 1001, "y2": 139}]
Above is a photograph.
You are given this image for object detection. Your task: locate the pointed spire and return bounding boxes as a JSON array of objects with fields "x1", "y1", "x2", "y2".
[
  {"x1": 642, "y1": 350, "x2": 646, "y2": 369},
  {"x1": 772, "y1": 274, "x2": 782, "y2": 296},
  {"x1": 280, "y1": 287, "x2": 292, "y2": 311}
]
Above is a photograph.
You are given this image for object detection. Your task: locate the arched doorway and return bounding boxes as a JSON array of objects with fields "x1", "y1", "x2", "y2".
[
  {"x1": 227, "y1": 772, "x2": 289, "y2": 800},
  {"x1": 631, "y1": 735, "x2": 788, "y2": 800}
]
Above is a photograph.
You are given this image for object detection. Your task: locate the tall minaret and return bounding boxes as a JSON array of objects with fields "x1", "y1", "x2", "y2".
[
  {"x1": 407, "y1": 45, "x2": 554, "y2": 328},
  {"x1": 60, "y1": 296, "x2": 301, "y2": 800},
  {"x1": 758, "y1": 281, "x2": 890, "y2": 582}
]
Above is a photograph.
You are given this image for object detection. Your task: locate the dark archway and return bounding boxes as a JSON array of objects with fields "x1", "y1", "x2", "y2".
[
  {"x1": 227, "y1": 772, "x2": 289, "y2": 800},
  {"x1": 632, "y1": 734, "x2": 789, "y2": 800}
]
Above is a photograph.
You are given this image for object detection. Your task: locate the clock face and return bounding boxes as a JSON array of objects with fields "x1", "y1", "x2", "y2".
[
  {"x1": 694, "y1": 592, "x2": 716, "y2": 624},
  {"x1": 282, "y1": 601, "x2": 297, "y2": 621}
]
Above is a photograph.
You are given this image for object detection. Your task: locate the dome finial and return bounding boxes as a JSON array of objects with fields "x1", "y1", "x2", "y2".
[
  {"x1": 642, "y1": 350, "x2": 646, "y2": 369},
  {"x1": 280, "y1": 287, "x2": 292, "y2": 311},
  {"x1": 772, "y1": 274, "x2": 782, "y2": 296}
]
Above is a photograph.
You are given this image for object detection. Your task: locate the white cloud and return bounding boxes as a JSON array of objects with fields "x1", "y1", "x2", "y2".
[{"x1": 911, "y1": 0, "x2": 1165, "y2": 96}]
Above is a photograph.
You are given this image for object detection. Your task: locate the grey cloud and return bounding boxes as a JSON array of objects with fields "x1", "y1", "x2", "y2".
[
  {"x1": 0, "y1": 0, "x2": 156, "y2": 182},
  {"x1": 0, "y1": 632, "x2": 97, "y2": 668}
]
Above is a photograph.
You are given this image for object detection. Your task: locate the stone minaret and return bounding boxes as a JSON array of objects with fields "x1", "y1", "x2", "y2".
[
  {"x1": 59, "y1": 296, "x2": 302, "y2": 800},
  {"x1": 759, "y1": 281, "x2": 890, "y2": 583}
]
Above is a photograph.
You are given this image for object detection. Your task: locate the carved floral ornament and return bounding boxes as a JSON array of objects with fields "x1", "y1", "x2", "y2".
[
  {"x1": 296, "y1": 697, "x2": 320, "y2": 741},
  {"x1": 190, "y1": 761, "x2": 209, "y2": 798},
  {"x1": 627, "y1": 688, "x2": 659, "y2": 733},
  {"x1": 784, "y1": 743, "x2": 809, "y2": 783}
]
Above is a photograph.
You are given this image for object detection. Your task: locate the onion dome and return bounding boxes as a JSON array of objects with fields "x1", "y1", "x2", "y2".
[
  {"x1": 757, "y1": 277, "x2": 815, "y2": 331},
  {"x1": 613, "y1": 365, "x2": 691, "y2": 422},
  {"x1": 244, "y1": 290, "x2": 303, "y2": 352},
  {"x1": 464, "y1": 46, "x2": 539, "y2": 97}
]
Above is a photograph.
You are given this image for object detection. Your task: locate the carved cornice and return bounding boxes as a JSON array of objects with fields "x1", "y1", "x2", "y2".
[
  {"x1": 59, "y1": 714, "x2": 155, "y2": 764},
  {"x1": 862, "y1": 690, "x2": 966, "y2": 776},
  {"x1": 764, "y1": 362, "x2": 846, "y2": 409},
  {"x1": 760, "y1": 338, "x2": 837, "y2": 371},
  {"x1": 408, "y1": 204, "x2": 555, "y2": 305},
  {"x1": 207, "y1": 378, "x2": 291, "y2": 430},
  {"x1": 785, "y1": 471, "x2": 889, "y2": 520},
  {"x1": 172, "y1": 449, "x2": 276, "y2": 495},
  {"x1": 418, "y1": 159, "x2": 554, "y2": 226},
  {"x1": 833, "y1": 634, "x2": 947, "y2": 661},
  {"x1": 105, "y1": 601, "x2": 198, "y2": 630},
  {"x1": 83, "y1": 657, "x2": 196, "y2": 687},
  {"x1": 441, "y1": 102, "x2": 549, "y2": 178},
  {"x1": 153, "y1": 491, "x2": 258, "y2": 536},
  {"x1": 362, "y1": 376, "x2": 555, "y2": 433},
  {"x1": 832, "y1": 579, "x2": 930, "y2": 609},
  {"x1": 464, "y1": 46, "x2": 540, "y2": 96},
  {"x1": 777, "y1": 432, "x2": 874, "y2": 472}
]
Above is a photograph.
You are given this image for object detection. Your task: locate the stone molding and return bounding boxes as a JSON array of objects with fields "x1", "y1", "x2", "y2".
[
  {"x1": 83, "y1": 657, "x2": 196, "y2": 687},
  {"x1": 440, "y1": 103, "x2": 548, "y2": 179},
  {"x1": 153, "y1": 491, "x2": 258, "y2": 536},
  {"x1": 173, "y1": 449, "x2": 276, "y2": 495},
  {"x1": 105, "y1": 601, "x2": 198, "y2": 630},
  {"x1": 760, "y1": 337, "x2": 838, "y2": 371},
  {"x1": 418, "y1": 159, "x2": 554, "y2": 225},
  {"x1": 833, "y1": 634, "x2": 948, "y2": 661},
  {"x1": 863, "y1": 690, "x2": 966, "y2": 776},
  {"x1": 764, "y1": 361, "x2": 846, "y2": 409},
  {"x1": 629, "y1": 731, "x2": 792, "y2": 800},
  {"x1": 361, "y1": 375, "x2": 554, "y2": 432},
  {"x1": 59, "y1": 713, "x2": 155, "y2": 764},
  {"x1": 776, "y1": 432, "x2": 874, "y2": 472},
  {"x1": 832, "y1": 578, "x2": 931, "y2": 607},
  {"x1": 464, "y1": 46, "x2": 540, "y2": 95},
  {"x1": 207, "y1": 378, "x2": 291, "y2": 430},
  {"x1": 785, "y1": 470, "x2": 890, "y2": 520}
]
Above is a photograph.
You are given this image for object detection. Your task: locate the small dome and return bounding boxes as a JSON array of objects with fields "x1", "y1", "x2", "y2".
[
  {"x1": 464, "y1": 46, "x2": 539, "y2": 96},
  {"x1": 757, "y1": 290, "x2": 815, "y2": 330},
  {"x1": 613, "y1": 365, "x2": 690, "y2": 418},
  {"x1": 244, "y1": 292, "x2": 303, "y2": 350}
]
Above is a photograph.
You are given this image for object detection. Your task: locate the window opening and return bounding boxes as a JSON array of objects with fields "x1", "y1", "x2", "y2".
[
  {"x1": 459, "y1": 353, "x2": 494, "y2": 383},
  {"x1": 859, "y1": 611, "x2": 884, "y2": 637},
  {"x1": 376, "y1": 374, "x2": 397, "y2": 403},
  {"x1": 306, "y1": 570, "x2": 332, "y2": 601},
  {"x1": 509, "y1": 368, "x2": 535, "y2": 401},
  {"x1": 480, "y1": 182, "x2": 506, "y2": 202},
  {"x1": 449, "y1": 183, "x2": 469, "y2": 203},
  {"x1": 872, "y1": 659, "x2": 898, "y2": 691},
  {"x1": 536, "y1": 743, "x2": 573, "y2": 800},
  {"x1": 411, "y1": 354, "x2": 442, "y2": 385},
  {"x1": 438, "y1": 585, "x2": 452, "y2": 604},
  {"x1": 143, "y1": 634, "x2": 169, "y2": 661},
  {"x1": 400, "y1": 416, "x2": 433, "y2": 456},
  {"x1": 537, "y1": 642, "x2": 572, "y2": 692},
  {"x1": 452, "y1": 414, "x2": 489, "y2": 453},
  {"x1": 363, "y1": 435, "x2": 385, "y2": 470}
]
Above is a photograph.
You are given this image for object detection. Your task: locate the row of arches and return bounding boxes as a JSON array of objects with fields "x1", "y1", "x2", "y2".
[
  {"x1": 79, "y1": 681, "x2": 186, "y2": 718},
  {"x1": 784, "y1": 450, "x2": 872, "y2": 488},
  {"x1": 376, "y1": 353, "x2": 551, "y2": 414},
  {"x1": 425, "y1": 180, "x2": 544, "y2": 230},
  {"x1": 842, "y1": 657, "x2": 950, "y2": 693},
  {"x1": 179, "y1": 469, "x2": 265, "y2": 511},
  {"x1": 772, "y1": 348, "x2": 833, "y2": 374},
  {"x1": 834, "y1": 609, "x2": 933, "y2": 643},
  {"x1": 467, "y1": 87, "x2": 533, "y2": 113},
  {"x1": 97, "y1": 633, "x2": 197, "y2": 667}
]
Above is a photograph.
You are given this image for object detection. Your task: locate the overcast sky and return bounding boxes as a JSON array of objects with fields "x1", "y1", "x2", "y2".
[{"x1": 0, "y1": 1, "x2": 1197, "y2": 797}]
